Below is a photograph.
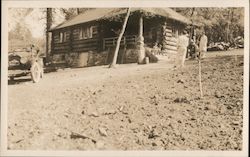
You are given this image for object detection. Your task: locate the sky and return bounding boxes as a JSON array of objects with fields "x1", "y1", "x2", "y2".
[{"x1": 8, "y1": 8, "x2": 65, "y2": 39}]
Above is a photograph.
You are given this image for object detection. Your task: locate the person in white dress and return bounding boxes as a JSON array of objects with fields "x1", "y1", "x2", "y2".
[
  {"x1": 199, "y1": 32, "x2": 208, "y2": 58},
  {"x1": 177, "y1": 30, "x2": 189, "y2": 67}
]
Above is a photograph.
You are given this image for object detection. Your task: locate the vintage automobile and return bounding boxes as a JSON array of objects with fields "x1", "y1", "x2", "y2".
[
  {"x1": 8, "y1": 45, "x2": 45, "y2": 83},
  {"x1": 207, "y1": 42, "x2": 230, "y2": 51}
]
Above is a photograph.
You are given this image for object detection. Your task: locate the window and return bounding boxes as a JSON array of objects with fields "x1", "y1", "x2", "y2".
[
  {"x1": 59, "y1": 32, "x2": 64, "y2": 43},
  {"x1": 79, "y1": 26, "x2": 95, "y2": 40},
  {"x1": 59, "y1": 32, "x2": 68, "y2": 43},
  {"x1": 92, "y1": 26, "x2": 98, "y2": 35}
]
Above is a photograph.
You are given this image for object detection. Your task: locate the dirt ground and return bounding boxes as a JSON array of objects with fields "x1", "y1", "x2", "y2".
[{"x1": 7, "y1": 49, "x2": 244, "y2": 150}]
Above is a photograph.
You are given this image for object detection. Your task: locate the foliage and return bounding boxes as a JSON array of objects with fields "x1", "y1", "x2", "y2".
[
  {"x1": 174, "y1": 8, "x2": 244, "y2": 44},
  {"x1": 8, "y1": 22, "x2": 35, "y2": 51},
  {"x1": 60, "y1": 8, "x2": 93, "y2": 20},
  {"x1": 8, "y1": 7, "x2": 244, "y2": 54},
  {"x1": 8, "y1": 8, "x2": 47, "y2": 52}
]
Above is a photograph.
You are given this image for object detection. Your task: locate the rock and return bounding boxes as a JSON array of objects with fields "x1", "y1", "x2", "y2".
[
  {"x1": 89, "y1": 112, "x2": 99, "y2": 117},
  {"x1": 118, "y1": 106, "x2": 124, "y2": 111},
  {"x1": 64, "y1": 114, "x2": 69, "y2": 118},
  {"x1": 131, "y1": 128, "x2": 139, "y2": 133},
  {"x1": 227, "y1": 105, "x2": 233, "y2": 110},
  {"x1": 93, "y1": 89, "x2": 102, "y2": 95},
  {"x1": 70, "y1": 132, "x2": 88, "y2": 139},
  {"x1": 15, "y1": 139, "x2": 24, "y2": 143},
  {"x1": 104, "y1": 109, "x2": 116, "y2": 115},
  {"x1": 177, "y1": 79, "x2": 184, "y2": 83},
  {"x1": 119, "y1": 107, "x2": 128, "y2": 115},
  {"x1": 151, "y1": 95, "x2": 158, "y2": 99},
  {"x1": 173, "y1": 97, "x2": 190, "y2": 104},
  {"x1": 150, "y1": 95, "x2": 160, "y2": 105},
  {"x1": 215, "y1": 91, "x2": 224, "y2": 98},
  {"x1": 238, "y1": 62, "x2": 243, "y2": 66},
  {"x1": 236, "y1": 101, "x2": 241, "y2": 106},
  {"x1": 204, "y1": 107, "x2": 209, "y2": 110},
  {"x1": 190, "y1": 117, "x2": 196, "y2": 121},
  {"x1": 81, "y1": 110, "x2": 85, "y2": 115},
  {"x1": 154, "y1": 101, "x2": 159, "y2": 106},
  {"x1": 231, "y1": 121, "x2": 239, "y2": 125},
  {"x1": 148, "y1": 130, "x2": 160, "y2": 139},
  {"x1": 99, "y1": 127, "x2": 108, "y2": 136},
  {"x1": 152, "y1": 142, "x2": 157, "y2": 146},
  {"x1": 127, "y1": 117, "x2": 132, "y2": 123}
]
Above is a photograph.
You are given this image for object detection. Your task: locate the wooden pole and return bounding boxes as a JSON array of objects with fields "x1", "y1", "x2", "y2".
[
  {"x1": 137, "y1": 15, "x2": 145, "y2": 64},
  {"x1": 198, "y1": 59, "x2": 203, "y2": 98},
  {"x1": 109, "y1": 8, "x2": 131, "y2": 68}
]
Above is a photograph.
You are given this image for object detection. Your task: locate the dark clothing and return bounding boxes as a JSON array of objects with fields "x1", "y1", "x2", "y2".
[{"x1": 188, "y1": 44, "x2": 199, "y2": 59}]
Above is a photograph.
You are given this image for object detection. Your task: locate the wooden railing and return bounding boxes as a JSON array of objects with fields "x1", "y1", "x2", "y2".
[{"x1": 103, "y1": 35, "x2": 137, "y2": 50}]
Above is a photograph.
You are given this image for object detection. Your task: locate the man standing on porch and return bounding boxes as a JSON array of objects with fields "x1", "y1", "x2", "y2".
[{"x1": 177, "y1": 30, "x2": 189, "y2": 67}]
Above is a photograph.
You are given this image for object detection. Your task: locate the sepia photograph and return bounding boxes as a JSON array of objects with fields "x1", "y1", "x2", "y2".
[{"x1": 1, "y1": 0, "x2": 249, "y2": 156}]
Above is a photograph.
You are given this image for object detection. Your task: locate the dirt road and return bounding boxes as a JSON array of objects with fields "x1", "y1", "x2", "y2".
[{"x1": 8, "y1": 49, "x2": 244, "y2": 150}]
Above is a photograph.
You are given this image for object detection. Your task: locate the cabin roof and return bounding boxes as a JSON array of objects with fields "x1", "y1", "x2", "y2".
[{"x1": 51, "y1": 8, "x2": 191, "y2": 31}]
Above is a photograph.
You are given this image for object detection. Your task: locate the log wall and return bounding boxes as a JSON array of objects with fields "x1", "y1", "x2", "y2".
[{"x1": 51, "y1": 23, "x2": 100, "y2": 55}]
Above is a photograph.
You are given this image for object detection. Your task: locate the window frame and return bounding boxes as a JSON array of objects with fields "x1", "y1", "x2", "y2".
[
  {"x1": 78, "y1": 26, "x2": 94, "y2": 40},
  {"x1": 58, "y1": 31, "x2": 68, "y2": 43}
]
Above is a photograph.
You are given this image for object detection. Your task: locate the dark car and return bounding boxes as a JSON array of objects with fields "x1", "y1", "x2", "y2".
[{"x1": 8, "y1": 45, "x2": 44, "y2": 83}]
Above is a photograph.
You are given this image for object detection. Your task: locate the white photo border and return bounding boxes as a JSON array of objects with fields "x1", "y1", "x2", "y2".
[{"x1": 1, "y1": 0, "x2": 249, "y2": 156}]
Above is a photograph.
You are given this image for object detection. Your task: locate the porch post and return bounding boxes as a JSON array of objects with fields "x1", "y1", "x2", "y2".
[{"x1": 137, "y1": 14, "x2": 145, "y2": 64}]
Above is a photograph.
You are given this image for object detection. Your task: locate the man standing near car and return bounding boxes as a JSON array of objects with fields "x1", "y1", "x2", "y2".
[{"x1": 199, "y1": 31, "x2": 208, "y2": 59}]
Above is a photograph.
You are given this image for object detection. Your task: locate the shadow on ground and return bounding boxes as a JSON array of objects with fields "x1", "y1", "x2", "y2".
[{"x1": 8, "y1": 78, "x2": 32, "y2": 85}]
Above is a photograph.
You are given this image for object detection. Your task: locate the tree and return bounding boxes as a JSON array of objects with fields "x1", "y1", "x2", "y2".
[
  {"x1": 60, "y1": 8, "x2": 93, "y2": 20},
  {"x1": 60, "y1": 8, "x2": 77, "y2": 20},
  {"x1": 109, "y1": 8, "x2": 131, "y2": 68},
  {"x1": 46, "y1": 8, "x2": 53, "y2": 61},
  {"x1": 175, "y1": 7, "x2": 244, "y2": 44}
]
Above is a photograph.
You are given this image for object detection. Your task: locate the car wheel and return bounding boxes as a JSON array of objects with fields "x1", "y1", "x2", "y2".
[
  {"x1": 31, "y1": 62, "x2": 41, "y2": 83},
  {"x1": 38, "y1": 59, "x2": 44, "y2": 78},
  {"x1": 40, "y1": 67, "x2": 44, "y2": 78}
]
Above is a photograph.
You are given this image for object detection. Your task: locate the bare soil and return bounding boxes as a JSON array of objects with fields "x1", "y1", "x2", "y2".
[{"x1": 8, "y1": 49, "x2": 244, "y2": 150}]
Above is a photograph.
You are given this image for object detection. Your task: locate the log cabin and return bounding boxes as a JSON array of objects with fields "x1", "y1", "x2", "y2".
[{"x1": 49, "y1": 8, "x2": 191, "y2": 67}]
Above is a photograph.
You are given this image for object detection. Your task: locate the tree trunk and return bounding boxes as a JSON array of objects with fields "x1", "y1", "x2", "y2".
[
  {"x1": 229, "y1": 8, "x2": 234, "y2": 43},
  {"x1": 46, "y1": 8, "x2": 53, "y2": 62},
  {"x1": 76, "y1": 8, "x2": 80, "y2": 14},
  {"x1": 226, "y1": 9, "x2": 231, "y2": 43},
  {"x1": 109, "y1": 8, "x2": 131, "y2": 68},
  {"x1": 137, "y1": 15, "x2": 145, "y2": 64},
  {"x1": 190, "y1": 8, "x2": 196, "y2": 43}
]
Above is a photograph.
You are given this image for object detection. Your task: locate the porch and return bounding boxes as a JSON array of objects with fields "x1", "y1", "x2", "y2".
[{"x1": 102, "y1": 35, "x2": 138, "y2": 50}]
